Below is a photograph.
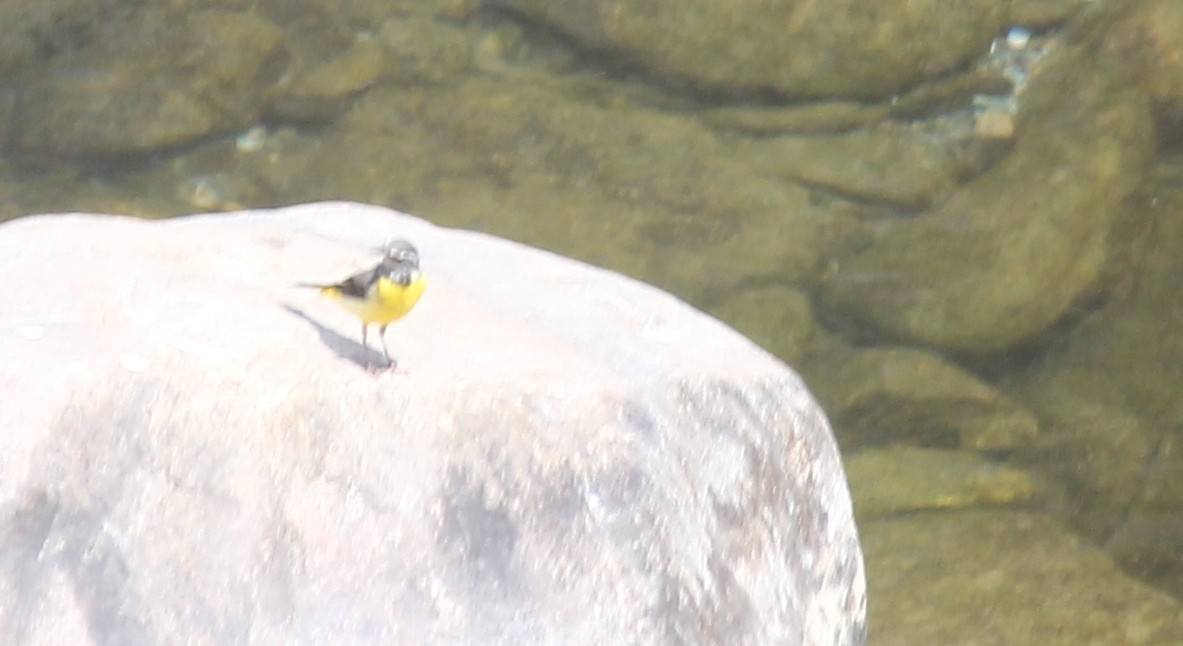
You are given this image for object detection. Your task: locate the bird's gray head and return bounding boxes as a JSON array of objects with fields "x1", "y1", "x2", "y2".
[{"x1": 380, "y1": 239, "x2": 419, "y2": 267}]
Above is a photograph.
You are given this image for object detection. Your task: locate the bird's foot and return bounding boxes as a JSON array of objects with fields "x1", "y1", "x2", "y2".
[{"x1": 366, "y1": 358, "x2": 399, "y2": 375}]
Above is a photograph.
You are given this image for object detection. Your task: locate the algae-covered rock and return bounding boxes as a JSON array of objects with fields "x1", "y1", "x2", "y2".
[
  {"x1": 701, "y1": 102, "x2": 890, "y2": 136},
  {"x1": 6, "y1": 10, "x2": 289, "y2": 157},
  {"x1": 1008, "y1": 0, "x2": 1095, "y2": 27},
  {"x1": 818, "y1": 39, "x2": 1155, "y2": 352},
  {"x1": 710, "y1": 285, "x2": 814, "y2": 364},
  {"x1": 1004, "y1": 155, "x2": 1183, "y2": 589},
  {"x1": 739, "y1": 123, "x2": 964, "y2": 210},
  {"x1": 378, "y1": 15, "x2": 473, "y2": 84},
  {"x1": 813, "y1": 347, "x2": 1039, "y2": 451},
  {"x1": 488, "y1": 0, "x2": 1008, "y2": 99},
  {"x1": 864, "y1": 510, "x2": 1183, "y2": 645},
  {"x1": 1122, "y1": 0, "x2": 1183, "y2": 140},
  {"x1": 1108, "y1": 510, "x2": 1183, "y2": 600},
  {"x1": 1016, "y1": 395, "x2": 1151, "y2": 539},
  {"x1": 846, "y1": 447, "x2": 1035, "y2": 518},
  {"x1": 268, "y1": 36, "x2": 386, "y2": 123}
]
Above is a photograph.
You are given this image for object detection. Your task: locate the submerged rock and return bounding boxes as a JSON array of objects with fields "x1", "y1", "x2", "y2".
[
  {"x1": 5, "y1": 10, "x2": 290, "y2": 157},
  {"x1": 739, "y1": 123, "x2": 965, "y2": 210},
  {"x1": 845, "y1": 446, "x2": 1035, "y2": 518},
  {"x1": 1005, "y1": 154, "x2": 1183, "y2": 596},
  {"x1": 863, "y1": 510, "x2": 1183, "y2": 644},
  {"x1": 710, "y1": 284, "x2": 815, "y2": 365},
  {"x1": 818, "y1": 35, "x2": 1155, "y2": 352},
  {"x1": 267, "y1": 36, "x2": 386, "y2": 123},
  {"x1": 487, "y1": 0, "x2": 1008, "y2": 99},
  {"x1": 809, "y1": 347, "x2": 1039, "y2": 452},
  {"x1": 1125, "y1": 0, "x2": 1183, "y2": 140}
]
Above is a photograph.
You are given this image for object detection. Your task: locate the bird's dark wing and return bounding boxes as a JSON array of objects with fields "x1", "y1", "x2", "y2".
[
  {"x1": 332, "y1": 265, "x2": 384, "y2": 298},
  {"x1": 302, "y1": 251, "x2": 416, "y2": 296}
]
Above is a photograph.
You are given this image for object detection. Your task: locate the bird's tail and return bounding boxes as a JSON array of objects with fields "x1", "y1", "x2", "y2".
[{"x1": 293, "y1": 282, "x2": 342, "y2": 298}]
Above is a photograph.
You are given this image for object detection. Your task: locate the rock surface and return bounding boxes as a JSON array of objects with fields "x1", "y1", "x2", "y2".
[
  {"x1": 0, "y1": 202, "x2": 866, "y2": 644},
  {"x1": 845, "y1": 447, "x2": 1035, "y2": 519},
  {"x1": 1006, "y1": 155, "x2": 1183, "y2": 600},
  {"x1": 710, "y1": 285, "x2": 815, "y2": 365},
  {"x1": 808, "y1": 347, "x2": 1039, "y2": 452},
  {"x1": 739, "y1": 124, "x2": 964, "y2": 210},
  {"x1": 863, "y1": 510, "x2": 1183, "y2": 645},
  {"x1": 5, "y1": 10, "x2": 290, "y2": 157},
  {"x1": 819, "y1": 35, "x2": 1155, "y2": 352},
  {"x1": 1125, "y1": 0, "x2": 1183, "y2": 142},
  {"x1": 487, "y1": 0, "x2": 1008, "y2": 98}
]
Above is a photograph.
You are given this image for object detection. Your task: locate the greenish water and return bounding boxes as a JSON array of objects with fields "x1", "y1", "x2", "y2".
[{"x1": 2, "y1": 0, "x2": 1181, "y2": 642}]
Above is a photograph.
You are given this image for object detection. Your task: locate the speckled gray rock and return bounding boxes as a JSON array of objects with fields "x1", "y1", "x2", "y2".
[{"x1": 0, "y1": 202, "x2": 866, "y2": 645}]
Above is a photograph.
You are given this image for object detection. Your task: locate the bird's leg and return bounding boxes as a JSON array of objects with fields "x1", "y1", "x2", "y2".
[
  {"x1": 361, "y1": 323, "x2": 375, "y2": 371},
  {"x1": 378, "y1": 323, "x2": 396, "y2": 370}
]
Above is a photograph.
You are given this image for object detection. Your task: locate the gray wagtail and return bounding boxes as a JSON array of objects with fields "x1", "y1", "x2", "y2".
[{"x1": 300, "y1": 239, "x2": 426, "y2": 369}]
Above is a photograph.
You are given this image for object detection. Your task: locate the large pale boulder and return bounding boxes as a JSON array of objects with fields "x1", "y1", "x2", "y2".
[{"x1": 0, "y1": 202, "x2": 865, "y2": 644}]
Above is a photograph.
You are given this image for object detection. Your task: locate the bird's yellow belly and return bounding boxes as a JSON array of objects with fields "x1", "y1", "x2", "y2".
[{"x1": 337, "y1": 275, "x2": 426, "y2": 324}]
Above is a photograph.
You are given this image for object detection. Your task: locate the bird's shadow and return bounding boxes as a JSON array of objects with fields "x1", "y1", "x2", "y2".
[{"x1": 282, "y1": 304, "x2": 393, "y2": 371}]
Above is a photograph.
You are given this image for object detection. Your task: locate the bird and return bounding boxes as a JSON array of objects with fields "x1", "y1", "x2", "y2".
[{"x1": 300, "y1": 239, "x2": 426, "y2": 370}]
